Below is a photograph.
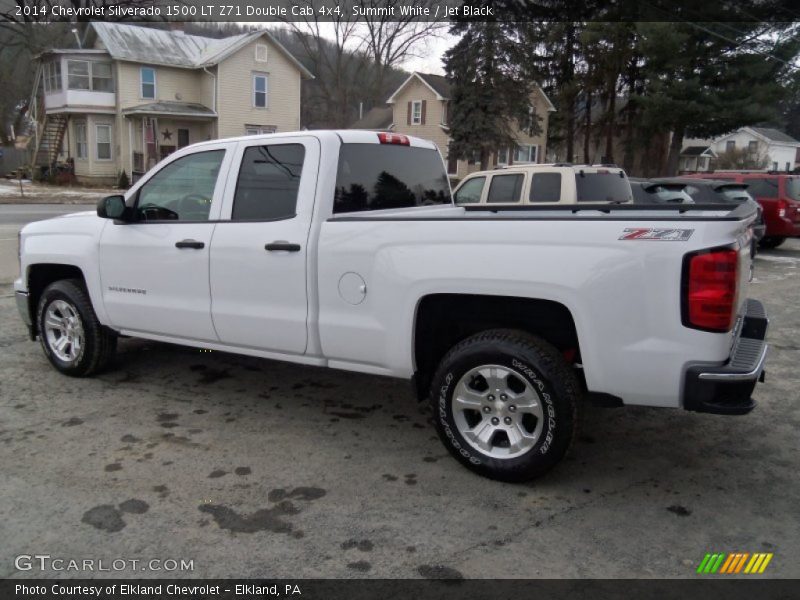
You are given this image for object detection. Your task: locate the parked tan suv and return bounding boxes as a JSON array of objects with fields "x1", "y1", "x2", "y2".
[{"x1": 453, "y1": 164, "x2": 634, "y2": 206}]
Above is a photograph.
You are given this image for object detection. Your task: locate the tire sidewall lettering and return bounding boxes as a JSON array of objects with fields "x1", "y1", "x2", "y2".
[{"x1": 437, "y1": 355, "x2": 558, "y2": 465}]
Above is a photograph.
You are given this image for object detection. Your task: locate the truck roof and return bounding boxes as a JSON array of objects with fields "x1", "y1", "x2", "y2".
[{"x1": 189, "y1": 129, "x2": 438, "y2": 150}]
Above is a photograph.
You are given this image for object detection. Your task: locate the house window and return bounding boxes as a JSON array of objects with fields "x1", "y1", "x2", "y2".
[
  {"x1": 177, "y1": 128, "x2": 190, "y2": 148},
  {"x1": 95, "y1": 124, "x2": 112, "y2": 160},
  {"x1": 726, "y1": 140, "x2": 735, "y2": 152},
  {"x1": 411, "y1": 100, "x2": 422, "y2": 125},
  {"x1": 515, "y1": 144, "x2": 536, "y2": 163},
  {"x1": 255, "y1": 44, "x2": 268, "y2": 63},
  {"x1": 447, "y1": 154, "x2": 458, "y2": 175},
  {"x1": 497, "y1": 147, "x2": 510, "y2": 166},
  {"x1": 74, "y1": 121, "x2": 87, "y2": 159},
  {"x1": 245, "y1": 125, "x2": 276, "y2": 135},
  {"x1": 442, "y1": 102, "x2": 448, "y2": 126},
  {"x1": 67, "y1": 61, "x2": 90, "y2": 90},
  {"x1": 748, "y1": 140, "x2": 758, "y2": 154},
  {"x1": 140, "y1": 67, "x2": 156, "y2": 99},
  {"x1": 43, "y1": 62, "x2": 62, "y2": 93},
  {"x1": 67, "y1": 61, "x2": 113, "y2": 92},
  {"x1": 253, "y1": 74, "x2": 268, "y2": 108},
  {"x1": 772, "y1": 162, "x2": 778, "y2": 171},
  {"x1": 91, "y1": 62, "x2": 113, "y2": 92}
]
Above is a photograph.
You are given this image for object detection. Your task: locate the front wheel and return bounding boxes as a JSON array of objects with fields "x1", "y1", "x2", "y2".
[
  {"x1": 429, "y1": 329, "x2": 579, "y2": 482},
  {"x1": 37, "y1": 279, "x2": 117, "y2": 377},
  {"x1": 759, "y1": 236, "x2": 786, "y2": 249}
]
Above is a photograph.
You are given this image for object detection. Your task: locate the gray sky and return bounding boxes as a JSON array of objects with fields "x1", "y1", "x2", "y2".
[{"x1": 268, "y1": 23, "x2": 457, "y2": 76}]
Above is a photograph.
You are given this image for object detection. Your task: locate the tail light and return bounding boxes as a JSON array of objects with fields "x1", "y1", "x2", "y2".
[
  {"x1": 377, "y1": 132, "x2": 409, "y2": 146},
  {"x1": 682, "y1": 247, "x2": 739, "y2": 332},
  {"x1": 777, "y1": 199, "x2": 787, "y2": 218}
]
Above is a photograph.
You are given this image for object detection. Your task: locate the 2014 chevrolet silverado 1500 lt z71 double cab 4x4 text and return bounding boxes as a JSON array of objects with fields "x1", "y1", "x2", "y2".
[{"x1": 14, "y1": 130, "x2": 769, "y2": 482}]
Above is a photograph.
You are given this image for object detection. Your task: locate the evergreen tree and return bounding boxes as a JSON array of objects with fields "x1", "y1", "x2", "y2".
[
  {"x1": 444, "y1": 21, "x2": 539, "y2": 170},
  {"x1": 637, "y1": 21, "x2": 800, "y2": 174}
]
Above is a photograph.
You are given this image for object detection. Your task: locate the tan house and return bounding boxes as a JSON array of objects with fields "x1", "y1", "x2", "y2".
[
  {"x1": 28, "y1": 23, "x2": 313, "y2": 184},
  {"x1": 354, "y1": 72, "x2": 555, "y2": 180}
]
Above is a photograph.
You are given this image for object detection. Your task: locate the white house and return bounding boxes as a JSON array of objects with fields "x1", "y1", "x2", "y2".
[{"x1": 711, "y1": 127, "x2": 800, "y2": 172}]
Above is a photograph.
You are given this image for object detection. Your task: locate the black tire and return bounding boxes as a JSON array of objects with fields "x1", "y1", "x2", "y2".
[
  {"x1": 429, "y1": 329, "x2": 579, "y2": 482},
  {"x1": 758, "y1": 236, "x2": 786, "y2": 249},
  {"x1": 37, "y1": 279, "x2": 117, "y2": 377}
]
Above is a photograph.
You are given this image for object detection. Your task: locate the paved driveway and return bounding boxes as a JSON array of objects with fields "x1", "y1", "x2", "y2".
[{"x1": 1, "y1": 240, "x2": 798, "y2": 579}]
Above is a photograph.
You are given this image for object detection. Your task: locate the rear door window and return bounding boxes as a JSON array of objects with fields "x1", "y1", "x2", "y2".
[
  {"x1": 454, "y1": 177, "x2": 486, "y2": 204},
  {"x1": 232, "y1": 144, "x2": 305, "y2": 221},
  {"x1": 745, "y1": 178, "x2": 779, "y2": 198},
  {"x1": 575, "y1": 171, "x2": 632, "y2": 202},
  {"x1": 334, "y1": 144, "x2": 451, "y2": 213},
  {"x1": 529, "y1": 173, "x2": 561, "y2": 202},
  {"x1": 487, "y1": 174, "x2": 524, "y2": 203}
]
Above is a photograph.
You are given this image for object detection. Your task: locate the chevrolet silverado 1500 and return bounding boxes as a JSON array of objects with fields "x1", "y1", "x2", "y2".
[{"x1": 14, "y1": 130, "x2": 769, "y2": 481}]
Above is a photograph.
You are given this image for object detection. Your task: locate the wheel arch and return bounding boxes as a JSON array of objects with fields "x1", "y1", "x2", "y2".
[
  {"x1": 412, "y1": 293, "x2": 582, "y2": 399},
  {"x1": 25, "y1": 263, "x2": 87, "y2": 338}
]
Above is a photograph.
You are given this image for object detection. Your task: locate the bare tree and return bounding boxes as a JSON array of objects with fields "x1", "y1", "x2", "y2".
[
  {"x1": 355, "y1": 1, "x2": 445, "y2": 106},
  {"x1": 282, "y1": 5, "x2": 366, "y2": 127}
]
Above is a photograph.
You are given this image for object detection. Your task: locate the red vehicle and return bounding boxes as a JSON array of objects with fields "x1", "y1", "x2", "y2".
[{"x1": 684, "y1": 172, "x2": 800, "y2": 248}]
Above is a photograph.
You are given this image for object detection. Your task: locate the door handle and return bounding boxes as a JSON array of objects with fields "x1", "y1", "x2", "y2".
[
  {"x1": 265, "y1": 241, "x2": 301, "y2": 252},
  {"x1": 175, "y1": 239, "x2": 205, "y2": 249}
]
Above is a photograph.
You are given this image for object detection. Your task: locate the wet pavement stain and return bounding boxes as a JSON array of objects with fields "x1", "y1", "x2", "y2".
[
  {"x1": 197, "y1": 368, "x2": 231, "y2": 384},
  {"x1": 198, "y1": 487, "x2": 327, "y2": 536},
  {"x1": 417, "y1": 565, "x2": 465, "y2": 580},
  {"x1": 235, "y1": 467, "x2": 251, "y2": 476},
  {"x1": 62, "y1": 417, "x2": 83, "y2": 427},
  {"x1": 120, "y1": 434, "x2": 140, "y2": 443},
  {"x1": 157, "y1": 413, "x2": 179, "y2": 422},
  {"x1": 347, "y1": 561, "x2": 371, "y2": 572},
  {"x1": 118, "y1": 499, "x2": 149, "y2": 514},
  {"x1": 104, "y1": 463, "x2": 122, "y2": 472},
  {"x1": 341, "y1": 539, "x2": 374, "y2": 552},
  {"x1": 208, "y1": 469, "x2": 227, "y2": 478},
  {"x1": 267, "y1": 487, "x2": 326, "y2": 502},
  {"x1": 198, "y1": 501, "x2": 300, "y2": 535},
  {"x1": 382, "y1": 474, "x2": 398, "y2": 482},
  {"x1": 667, "y1": 505, "x2": 692, "y2": 517},
  {"x1": 328, "y1": 411, "x2": 364, "y2": 420},
  {"x1": 153, "y1": 484, "x2": 169, "y2": 498},
  {"x1": 82, "y1": 505, "x2": 126, "y2": 533}
]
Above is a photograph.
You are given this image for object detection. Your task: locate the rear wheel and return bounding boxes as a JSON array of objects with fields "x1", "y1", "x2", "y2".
[
  {"x1": 37, "y1": 279, "x2": 117, "y2": 377},
  {"x1": 429, "y1": 329, "x2": 579, "y2": 482},
  {"x1": 759, "y1": 236, "x2": 786, "y2": 249}
]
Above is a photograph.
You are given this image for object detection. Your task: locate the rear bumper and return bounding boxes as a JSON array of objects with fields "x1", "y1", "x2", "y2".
[{"x1": 683, "y1": 299, "x2": 768, "y2": 415}]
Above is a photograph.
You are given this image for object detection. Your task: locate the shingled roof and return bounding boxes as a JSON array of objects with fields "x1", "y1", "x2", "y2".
[
  {"x1": 351, "y1": 106, "x2": 393, "y2": 130},
  {"x1": 750, "y1": 127, "x2": 800, "y2": 144},
  {"x1": 89, "y1": 22, "x2": 313, "y2": 77}
]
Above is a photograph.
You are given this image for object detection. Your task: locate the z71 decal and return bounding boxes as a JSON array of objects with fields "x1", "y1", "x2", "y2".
[{"x1": 619, "y1": 228, "x2": 694, "y2": 241}]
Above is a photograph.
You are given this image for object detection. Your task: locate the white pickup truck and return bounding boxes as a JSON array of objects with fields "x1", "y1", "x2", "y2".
[{"x1": 14, "y1": 130, "x2": 769, "y2": 482}]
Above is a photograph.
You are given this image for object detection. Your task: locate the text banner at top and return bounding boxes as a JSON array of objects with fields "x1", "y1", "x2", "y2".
[{"x1": 3, "y1": 0, "x2": 800, "y2": 23}]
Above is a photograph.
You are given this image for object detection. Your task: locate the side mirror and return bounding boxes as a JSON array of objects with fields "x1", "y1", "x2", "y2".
[{"x1": 97, "y1": 195, "x2": 128, "y2": 221}]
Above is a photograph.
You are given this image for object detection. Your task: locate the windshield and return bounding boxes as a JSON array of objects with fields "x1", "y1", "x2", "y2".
[
  {"x1": 576, "y1": 171, "x2": 633, "y2": 203},
  {"x1": 786, "y1": 177, "x2": 800, "y2": 201}
]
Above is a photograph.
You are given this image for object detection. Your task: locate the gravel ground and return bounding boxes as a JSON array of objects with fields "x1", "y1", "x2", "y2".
[{"x1": 0, "y1": 240, "x2": 798, "y2": 579}]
